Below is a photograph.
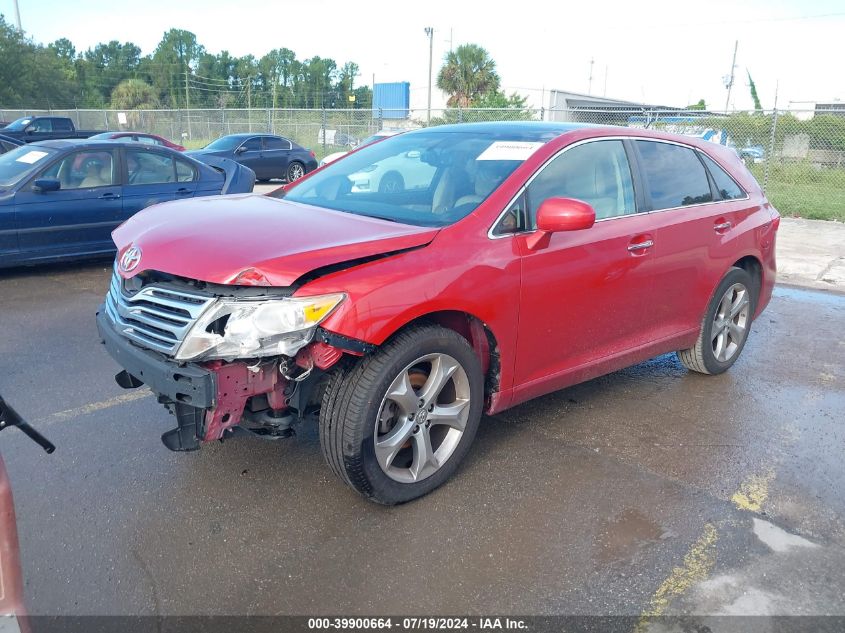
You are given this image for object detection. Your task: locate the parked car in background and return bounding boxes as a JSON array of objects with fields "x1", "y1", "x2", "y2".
[
  {"x1": 1, "y1": 116, "x2": 104, "y2": 143},
  {"x1": 319, "y1": 129, "x2": 404, "y2": 167},
  {"x1": 189, "y1": 134, "x2": 317, "y2": 183},
  {"x1": 0, "y1": 134, "x2": 23, "y2": 154},
  {"x1": 0, "y1": 139, "x2": 255, "y2": 268},
  {"x1": 739, "y1": 145, "x2": 765, "y2": 164},
  {"x1": 98, "y1": 121, "x2": 779, "y2": 504},
  {"x1": 88, "y1": 131, "x2": 186, "y2": 151}
]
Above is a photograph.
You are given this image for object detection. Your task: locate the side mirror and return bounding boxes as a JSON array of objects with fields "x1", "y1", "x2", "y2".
[
  {"x1": 526, "y1": 197, "x2": 595, "y2": 250},
  {"x1": 235, "y1": 146, "x2": 247, "y2": 155},
  {"x1": 405, "y1": 150, "x2": 421, "y2": 159},
  {"x1": 33, "y1": 178, "x2": 61, "y2": 193}
]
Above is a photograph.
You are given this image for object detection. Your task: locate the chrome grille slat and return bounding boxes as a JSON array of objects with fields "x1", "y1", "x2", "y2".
[{"x1": 104, "y1": 267, "x2": 215, "y2": 355}]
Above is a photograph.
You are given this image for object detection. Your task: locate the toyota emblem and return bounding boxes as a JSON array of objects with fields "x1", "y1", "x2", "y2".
[{"x1": 120, "y1": 246, "x2": 142, "y2": 273}]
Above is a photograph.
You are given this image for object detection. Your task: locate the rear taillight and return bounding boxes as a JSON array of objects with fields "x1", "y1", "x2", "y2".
[{"x1": 309, "y1": 150, "x2": 316, "y2": 158}]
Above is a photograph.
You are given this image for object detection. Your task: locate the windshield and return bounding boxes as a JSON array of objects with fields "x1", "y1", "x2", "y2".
[
  {"x1": 4, "y1": 117, "x2": 33, "y2": 132},
  {"x1": 204, "y1": 136, "x2": 242, "y2": 151},
  {"x1": 284, "y1": 130, "x2": 545, "y2": 227},
  {"x1": 0, "y1": 145, "x2": 57, "y2": 187}
]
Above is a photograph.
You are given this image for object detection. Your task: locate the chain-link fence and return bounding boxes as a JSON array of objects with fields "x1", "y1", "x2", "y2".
[{"x1": 2, "y1": 106, "x2": 843, "y2": 221}]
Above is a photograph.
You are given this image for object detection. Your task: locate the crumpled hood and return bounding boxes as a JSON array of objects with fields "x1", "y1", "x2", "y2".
[{"x1": 112, "y1": 194, "x2": 439, "y2": 286}]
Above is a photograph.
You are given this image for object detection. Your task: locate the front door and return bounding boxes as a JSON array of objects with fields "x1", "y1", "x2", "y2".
[
  {"x1": 235, "y1": 137, "x2": 266, "y2": 178},
  {"x1": 513, "y1": 139, "x2": 664, "y2": 391},
  {"x1": 15, "y1": 149, "x2": 121, "y2": 258}
]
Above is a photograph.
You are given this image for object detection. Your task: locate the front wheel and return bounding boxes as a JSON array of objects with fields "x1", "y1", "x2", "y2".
[
  {"x1": 286, "y1": 161, "x2": 305, "y2": 182},
  {"x1": 319, "y1": 325, "x2": 483, "y2": 504},
  {"x1": 678, "y1": 267, "x2": 755, "y2": 375}
]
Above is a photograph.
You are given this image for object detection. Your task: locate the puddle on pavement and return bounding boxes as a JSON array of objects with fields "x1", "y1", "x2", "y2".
[{"x1": 596, "y1": 508, "x2": 667, "y2": 563}]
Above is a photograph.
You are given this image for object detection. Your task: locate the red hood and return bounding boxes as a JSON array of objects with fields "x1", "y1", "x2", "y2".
[{"x1": 112, "y1": 194, "x2": 439, "y2": 286}]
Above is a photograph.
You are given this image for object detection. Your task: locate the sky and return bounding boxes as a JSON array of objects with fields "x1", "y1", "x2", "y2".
[{"x1": 4, "y1": 0, "x2": 844, "y2": 112}]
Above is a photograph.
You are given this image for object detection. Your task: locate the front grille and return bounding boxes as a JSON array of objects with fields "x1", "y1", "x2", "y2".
[{"x1": 104, "y1": 267, "x2": 216, "y2": 356}]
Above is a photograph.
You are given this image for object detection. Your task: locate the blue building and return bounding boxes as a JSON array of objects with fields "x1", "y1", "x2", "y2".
[{"x1": 373, "y1": 82, "x2": 410, "y2": 119}]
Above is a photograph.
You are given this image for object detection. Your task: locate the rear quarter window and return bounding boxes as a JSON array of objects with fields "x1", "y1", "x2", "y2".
[
  {"x1": 636, "y1": 140, "x2": 713, "y2": 210},
  {"x1": 700, "y1": 153, "x2": 746, "y2": 200}
]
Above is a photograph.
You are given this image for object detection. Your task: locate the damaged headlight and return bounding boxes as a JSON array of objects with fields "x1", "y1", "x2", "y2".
[{"x1": 174, "y1": 294, "x2": 345, "y2": 362}]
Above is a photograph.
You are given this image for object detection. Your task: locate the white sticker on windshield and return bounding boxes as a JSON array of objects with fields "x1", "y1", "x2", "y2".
[
  {"x1": 477, "y1": 141, "x2": 544, "y2": 161},
  {"x1": 15, "y1": 150, "x2": 49, "y2": 164}
]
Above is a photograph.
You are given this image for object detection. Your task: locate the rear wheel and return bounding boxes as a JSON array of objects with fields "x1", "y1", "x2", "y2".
[
  {"x1": 678, "y1": 267, "x2": 755, "y2": 375},
  {"x1": 378, "y1": 171, "x2": 404, "y2": 194},
  {"x1": 286, "y1": 161, "x2": 305, "y2": 182},
  {"x1": 319, "y1": 325, "x2": 483, "y2": 504}
]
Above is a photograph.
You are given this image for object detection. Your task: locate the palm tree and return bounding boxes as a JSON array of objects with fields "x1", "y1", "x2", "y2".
[{"x1": 436, "y1": 44, "x2": 500, "y2": 108}]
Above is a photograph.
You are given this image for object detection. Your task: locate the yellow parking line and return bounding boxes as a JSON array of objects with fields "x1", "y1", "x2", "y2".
[
  {"x1": 38, "y1": 389, "x2": 152, "y2": 425},
  {"x1": 731, "y1": 470, "x2": 775, "y2": 513},
  {"x1": 636, "y1": 523, "x2": 718, "y2": 630}
]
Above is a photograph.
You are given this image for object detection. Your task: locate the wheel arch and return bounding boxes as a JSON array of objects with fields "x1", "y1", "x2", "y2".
[
  {"x1": 731, "y1": 254, "x2": 763, "y2": 309},
  {"x1": 380, "y1": 310, "x2": 501, "y2": 405}
]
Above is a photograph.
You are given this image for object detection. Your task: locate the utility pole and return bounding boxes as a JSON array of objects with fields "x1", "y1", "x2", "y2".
[
  {"x1": 724, "y1": 40, "x2": 738, "y2": 112},
  {"x1": 425, "y1": 27, "x2": 434, "y2": 124},
  {"x1": 12, "y1": 0, "x2": 22, "y2": 30},
  {"x1": 588, "y1": 57, "x2": 594, "y2": 95}
]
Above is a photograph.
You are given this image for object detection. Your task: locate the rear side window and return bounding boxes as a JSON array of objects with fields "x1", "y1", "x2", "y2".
[
  {"x1": 700, "y1": 153, "x2": 745, "y2": 200},
  {"x1": 240, "y1": 137, "x2": 261, "y2": 151},
  {"x1": 264, "y1": 137, "x2": 292, "y2": 150},
  {"x1": 127, "y1": 150, "x2": 176, "y2": 185},
  {"x1": 52, "y1": 118, "x2": 73, "y2": 132},
  {"x1": 175, "y1": 159, "x2": 197, "y2": 182},
  {"x1": 636, "y1": 141, "x2": 712, "y2": 210},
  {"x1": 527, "y1": 140, "x2": 636, "y2": 222}
]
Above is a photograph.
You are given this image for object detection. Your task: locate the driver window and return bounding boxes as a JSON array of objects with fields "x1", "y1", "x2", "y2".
[
  {"x1": 39, "y1": 151, "x2": 115, "y2": 189},
  {"x1": 527, "y1": 140, "x2": 636, "y2": 224}
]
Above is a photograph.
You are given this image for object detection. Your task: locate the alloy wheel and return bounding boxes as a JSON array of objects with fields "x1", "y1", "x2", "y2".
[
  {"x1": 711, "y1": 282, "x2": 750, "y2": 362},
  {"x1": 374, "y1": 353, "x2": 471, "y2": 483}
]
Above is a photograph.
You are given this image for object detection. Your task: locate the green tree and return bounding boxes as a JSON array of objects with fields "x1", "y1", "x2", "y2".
[
  {"x1": 686, "y1": 99, "x2": 706, "y2": 110},
  {"x1": 111, "y1": 78, "x2": 158, "y2": 109},
  {"x1": 0, "y1": 15, "x2": 79, "y2": 107},
  {"x1": 436, "y1": 44, "x2": 500, "y2": 108},
  {"x1": 151, "y1": 29, "x2": 204, "y2": 107},
  {"x1": 747, "y1": 71, "x2": 762, "y2": 111}
]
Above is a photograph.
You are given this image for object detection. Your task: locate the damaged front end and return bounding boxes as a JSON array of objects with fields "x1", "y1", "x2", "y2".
[{"x1": 97, "y1": 265, "x2": 366, "y2": 451}]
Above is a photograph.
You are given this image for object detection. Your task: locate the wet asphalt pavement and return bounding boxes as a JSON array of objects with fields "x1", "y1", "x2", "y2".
[{"x1": 0, "y1": 261, "x2": 843, "y2": 618}]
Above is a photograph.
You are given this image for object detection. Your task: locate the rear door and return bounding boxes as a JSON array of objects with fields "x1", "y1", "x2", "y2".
[
  {"x1": 262, "y1": 136, "x2": 292, "y2": 179},
  {"x1": 14, "y1": 149, "x2": 121, "y2": 257},
  {"x1": 121, "y1": 148, "x2": 198, "y2": 221},
  {"x1": 631, "y1": 140, "x2": 749, "y2": 335}
]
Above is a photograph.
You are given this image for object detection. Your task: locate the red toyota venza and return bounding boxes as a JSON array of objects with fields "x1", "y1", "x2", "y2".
[{"x1": 97, "y1": 122, "x2": 779, "y2": 504}]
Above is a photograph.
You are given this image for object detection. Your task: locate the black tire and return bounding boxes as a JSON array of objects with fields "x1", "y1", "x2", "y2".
[
  {"x1": 678, "y1": 266, "x2": 756, "y2": 375},
  {"x1": 286, "y1": 161, "x2": 305, "y2": 182},
  {"x1": 378, "y1": 171, "x2": 404, "y2": 194},
  {"x1": 319, "y1": 324, "x2": 483, "y2": 505},
  {"x1": 256, "y1": 178, "x2": 271, "y2": 183}
]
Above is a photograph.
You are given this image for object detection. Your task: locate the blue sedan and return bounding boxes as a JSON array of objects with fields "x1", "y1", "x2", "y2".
[
  {"x1": 0, "y1": 139, "x2": 255, "y2": 268},
  {"x1": 188, "y1": 134, "x2": 318, "y2": 183}
]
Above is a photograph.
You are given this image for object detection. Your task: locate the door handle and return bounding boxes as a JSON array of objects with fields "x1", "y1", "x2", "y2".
[
  {"x1": 627, "y1": 239, "x2": 654, "y2": 252},
  {"x1": 714, "y1": 221, "x2": 732, "y2": 232},
  {"x1": 98, "y1": 192, "x2": 121, "y2": 199},
  {"x1": 175, "y1": 188, "x2": 192, "y2": 196}
]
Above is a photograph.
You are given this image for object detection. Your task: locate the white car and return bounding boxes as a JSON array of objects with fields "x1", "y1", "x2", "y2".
[
  {"x1": 348, "y1": 148, "x2": 436, "y2": 193},
  {"x1": 318, "y1": 130, "x2": 404, "y2": 167}
]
